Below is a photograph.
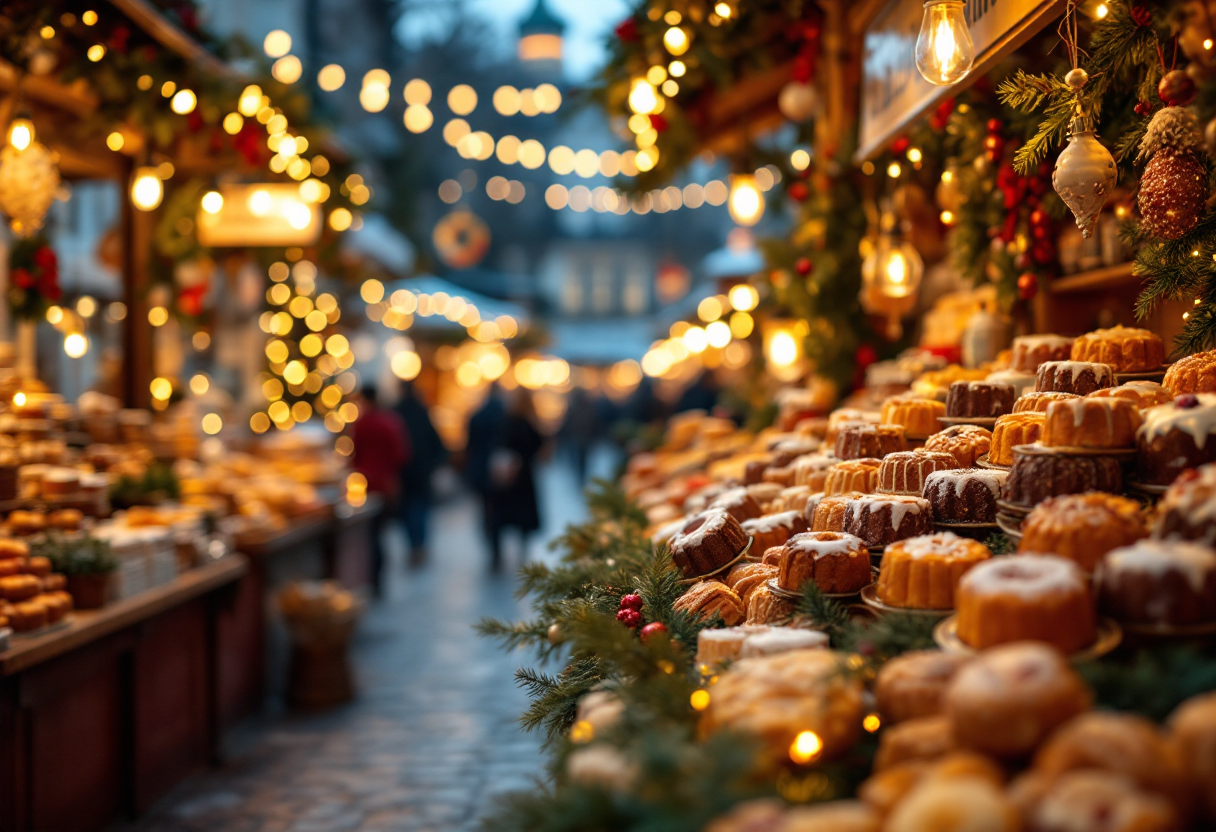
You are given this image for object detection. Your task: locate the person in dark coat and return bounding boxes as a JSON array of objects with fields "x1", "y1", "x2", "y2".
[
  {"x1": 394, "y1": 380, "x2": 447, "y2": 568},
  {"x1": 350, "y1": 384, "x2": 410, "y2": 597},
  {"x1": 561, "y1": 386, "x2": 600, "y2": 486},
  {"x1": 466, "y1": 385, "x2": 506, "y2": 566},
  {"x1": 483, "y1": 388, "x2": 546, "y2": 572}
]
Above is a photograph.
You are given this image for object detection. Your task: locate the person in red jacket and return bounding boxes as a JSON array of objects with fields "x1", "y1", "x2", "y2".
[{"x1": 350, "y1": 384, "x2": 410, "y2": 597}]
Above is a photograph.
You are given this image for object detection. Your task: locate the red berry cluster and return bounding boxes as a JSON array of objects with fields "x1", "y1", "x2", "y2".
[{"x1": 615, "y1": 594, "x2": 668, "y2": 643}]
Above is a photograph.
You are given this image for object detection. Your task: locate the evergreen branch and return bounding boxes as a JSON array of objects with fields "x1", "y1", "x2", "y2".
[
  {"x1": 836, "y1": 613, "x2": 939, "y2": 666},
  {"x1": 516, "y1": 658, "x2": 604, "y2": 743},
  {"x1": 983, "y1": 532, "x2": 1015, "y2": 556},
  {"x1": 1079, "y1": 646, "x2": 1216, "y2": 721},
  {"x1": 795, "y1": 582, "x2": 849, "y2": 640}
]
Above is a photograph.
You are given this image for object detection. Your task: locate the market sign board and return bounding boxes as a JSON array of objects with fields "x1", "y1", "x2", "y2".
[
  {"x1": 196, "y1": 183, "x2": 321, "y2": 248},
  {"x1": 857, "y1": 0, "x2": 1064, "y2": 161}
]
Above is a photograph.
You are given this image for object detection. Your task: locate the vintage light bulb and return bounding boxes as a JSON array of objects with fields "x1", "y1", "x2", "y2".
[
  {"x1": 863, "y1": 235, "x2": 924, "y2": 300},
  {"x1": 130, "y1": 167, "x2": 164, "y2": 211},
  {"x1": 7, "y1": 116, "x2": 34, "y2": 151},
  {"x1": 914, "y1": 1, "x2": 974, "y2": 86},
  {"x1": 628, "y1": 79, "x2": 659, "y2": 115},
  {"x1": 727, "y1": 174, "x2": 765, "y2": 226}
]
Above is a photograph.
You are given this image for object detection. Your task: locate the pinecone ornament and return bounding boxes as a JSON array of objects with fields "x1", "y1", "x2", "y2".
[{"x1": 1137, "y1": 106, "x2": 1210, "y2": 239}]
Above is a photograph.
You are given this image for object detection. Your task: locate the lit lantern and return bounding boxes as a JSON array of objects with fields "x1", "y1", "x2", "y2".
[
  {"x1": 728, "y1": 174, "x2": 765, "y2": 226},
  {"x1": 861, "y1": 232, "x2": 924, "y2": 338},
  {"x1": 6, "y1": 115, "x2": 34, "y2": 151},
  {"x1": 915, "y1": 0, "x2": 974, "y2": 86},
  {"x1": 763, "y1": 319, "x2": 807, "y2": 382},
  {"x1": 130, "y1": 166, "x2": 163, "y2": 211}
]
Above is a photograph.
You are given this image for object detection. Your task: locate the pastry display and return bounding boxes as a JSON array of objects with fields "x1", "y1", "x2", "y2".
[
  {"x1": 706, "y1": 487, "x2": 765, "y2": 522},
  {"x1": 1041, "y1": 397, "x2": 1142, "y2": 449},
  {"x1": 873, "y1": 650, "x2": 972, "y2": 725},
  {"x1": 1154, "y1": 464, "x2": 1216, "y2": 544},
  {"x1": 1011, "y1": 334, "x2": 1076, "y2": 372},
  {"x1": 923, "y1": 425, "x2": 992, "y2": 467},
  {"x1": 823, "y1": 459, "x2": 881, "y2": 496},
  {"x1": 1001, "y1": 450, "x2": 1124, "y2": 509},
  {"x1": 834, "y1": 424, "x2": 907, "y2": 460},
  {"x1": 989, "y1": 413, "x2": 1046, "y2": 465},
  {"x1": 1088, "y1": 380, "x2": 1174, "y2": 409},
  {"x1": 809, "y1": 491, "x2": 864, "y2": 532},
  {"x1": 793, "y1": 453, "x2": 837, "y2": 491},
  {"x1": 922, "y1": 468, "x2": 1007, "y2": 524},
  {"x1": 667, "y1": 509, "x2": 751, "y2": 579},
  {"x1": 1164, "y1": 348, "x2": 1216, "y2": 394},
  {"x1": 740, "y1": 510, "x2": 808, "y2": 553},
  {"x1": 1070, "y1": 325, "x2": 1166, "y2": 373},
  {"x1": 825, "y1": 408, "x2": 882, "y2": 443},
  {"x1": 744, "y1": 582, "x2": 796, "y2": 624},
  {"x1": 881, "y1": 396, "x2": 946, "y2": 439},
  {"x1": 912, "y1": 366, "x2": 991, "y2": 400},
  {"x1": 955, "y1": 554, "x2": 1098, "y2": 653},
  {"x1": 876, "y1": 532, "x2": 991, "y2": 609},
  {"x1": 1018, "y1": 493, "x2": 1149, "y2": 572},
  {"x1": 877, "y1": 450, "x2": 958, "y2": 496},
  {"x1": 672, "y1": 580, "x2": 745, "y2": 625},
  {"x1": 1169, "y1": 691, "x2": 1216, "y2": 821},
  {"x1": 724, "y1": 562, "x2": 778, "y2": 606},
  {"x1": 1012, "y1": 391, "x2": 1080, "y2": 414},
  {"x1": 945, "y1": 642, "x2": 1091, "y2": 758},
  {"x1": 1096, "y1": 539, "x2": 1216, "y2": 628},
  {"x1": 842, "y1": 495, "x2": 933, "y2": 548},
  {"x1": 775, "y1": 531, "x2": 872, "y2": 594},
  {"x1": 945, "y1": 381, "x2": 1015, "y2": 419},
  {"x1": 1137, "y1": 394, "x2": 1216, "y2": 484},
  {"x1": 695, "y1": 626, "x2": 769, "y2": 667},
  {"x1": 770, "y1": 485, "x2": 814, "y2": 514},
  {"x1": 1035, "y1": 361, "x2": 1116, "y2": 395},
  {"x1": 738, "y1": 627, "x2": 830, "y2": 658},
  {"x1": 984, "y1": 369, "x2": 1038, "y2": 398},
  {"x1": 1017, "y1": 770, "x2": 1179, "y2": 832},
  {"x1": 873, "y1": 715, "x2": 956, "y2": 771}
]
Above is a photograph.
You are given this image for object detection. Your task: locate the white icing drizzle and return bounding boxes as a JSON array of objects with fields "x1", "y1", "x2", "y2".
[
  {"x1": 923, "y1": 467, "x2": 1008, "y2": 498},
  {"x1": 742, "y1": 510, "x2": 803, "y2": 534},
  {"x1": 1040, "y1": 361, "x2": 1116, "y2": 382},
  {"x1": 1162, "y1": 465, "x2": 1216, "y2": 524},
  {"x1": 1104, "y1": 540, "x2": 1216, "y2": 592},
  {"x1": 1014, "y1": 334, "x2": 1075, "y2": 350},
  {"x1": 1079, "y1": 324, "x2": 1156, "y2": 341},
  {"x1": 894, "y1": 531, "x2": 988, "y2": 560},
  {"x1": 1138, "y1": 394, "x2": 1216, "y2": 450},
  {"x1": 960, "y1": 553, "x2": 1086, "y2": 599},
  {"x1": 671, "y1": 509, "x2": 732, "y2": 549},
  {"x1": 785, "y1": 531, "x2": 867, "y2": 559},
  {"x1": 739, "y1": 628, "x2": 829, "y2": 657},
  {"x1": 850, "y1": 494, "x2": 928, "y2": 530}
]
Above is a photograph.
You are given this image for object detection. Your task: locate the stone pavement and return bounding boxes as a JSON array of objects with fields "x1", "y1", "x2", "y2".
[{"x1": 121, "y1": 455, "x2": 604, "y2": 832}]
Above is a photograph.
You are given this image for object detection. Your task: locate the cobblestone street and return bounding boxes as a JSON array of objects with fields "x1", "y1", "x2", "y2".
[{"x1": 122, "y1": 458, "x2": 599, "y2": 832}]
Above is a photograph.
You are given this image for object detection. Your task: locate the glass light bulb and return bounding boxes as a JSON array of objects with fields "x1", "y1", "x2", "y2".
[
  {"x1": 7, "y1": 118, "x2": 33, "y2": 151},
  {"x1": 914, "y1": 0, "x2": 974, "y2": 86},
  {"x1": 130, "y1": 167, "x2": 164, "y2": 211},
  {"x1": 727, "y1": 174, "x2": 765, "y2": 226},
  {"x1": 628, "y1": 79, "x2": 658, "y2": 115}
]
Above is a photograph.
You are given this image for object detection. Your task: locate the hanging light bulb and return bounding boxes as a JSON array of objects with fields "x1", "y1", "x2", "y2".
[
  {"x1": 130, "y1": 166, "x2": 164, "y2": 211},
  {"x1": 628, "y1": 79, "x2": 659, "y2": 115},
  {"x1": 727, "y1": 174, "x2": 765, "y2": 226},
  {"x1": 861, "y1": 230, "x2": 924, "y2": 338},
  {"x1": 6, "y1": 115, "x2": 34, "y2": 151},
  {"x1": 914, "y1": 0, "x2": 974, "y2": 86}
]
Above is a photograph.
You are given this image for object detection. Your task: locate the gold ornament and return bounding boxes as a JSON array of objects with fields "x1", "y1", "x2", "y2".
[
  {"x1": 1052, "y1": 115, "x2": 1117, "y2": 239},
  {"x1": 0, "y1": 140, "x2": 60, "y2": 237}
]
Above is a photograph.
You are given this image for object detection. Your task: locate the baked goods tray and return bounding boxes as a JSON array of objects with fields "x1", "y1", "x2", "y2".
[
  {"x1": 995, "y1": 511, "x2": 1024, "y2": 542},
  {"x1": 678, "y1": 537, "x2": 753, "y2": 585},
  {"x1": 766, "y1": 567, "x2": 879, "y2": 603},
  {"x1": 934, "y1": 520, "x2": 1000, "y2": 530},
  {"x1": 933, "y1": 615, "x2": 1122, "y2": 661},
  {"x1": 974, "y1": 454, "x2": 1011, "y2": 471},
  {"x1": 995, "y1": 499, "x2": 1032, "y2": 518},
  {"x1": 1010, "y1": 442, "x2": 1137, "y2": 460},
  {"x1": 860, "y1": 585, "x2": 953, "y2": 618},
  {"x1": 1126, "y1": 479, "x2": 1169, "y2": 497},
  {"x1": 1114, "y1": 366, "x2": 1170, "y2": 384}
]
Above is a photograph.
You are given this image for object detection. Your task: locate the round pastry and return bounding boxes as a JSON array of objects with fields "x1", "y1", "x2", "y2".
[
  {"x1": 0, "y1": 538, "x2": 30, "y2": 560},
  {"x1": 843, "y1": 495, "x2": 933, "y2": 549},
  {"x1": 874, "y1": 650, "x2": 972, "y2": 725},
  {"x1": 1011, "y1": 334, "x2": 1076, "y2": 372},
  {"x1": 989, "y1": 412, "x2": 1046, "y2": 465},
  {"x1": 771, "y1": 485, "x2": 814, "y2": 514},
  {"x1": 1071, "y1": 325, "x2": 1166, "y2": 373},
  {"x1": 1164, "y1": 348, "x2": 1216, "y2": 395},
  {"x1": 744, "y1": 583, "x2": 796, "y2": 625},
  {"x1": 824, "y1": 459, "x2": 881, "y2": 496},
  {"x1": 7, "y1": 510, "x2": 46, "y2": 535},
  {"x1": 673, "y1": 580, "x2": 745, "y2": 625},
  {"x1": 1169, "y1": 691, "x2": 1216, "y2": 821},
  {"x1": 745, "y1": 482, "x2": 785, "y2": 510},
  {"x1": 1154, "y1": 464, "x2": 1216, "y2": 544},
  {"x1": 1033, "y1": 712, "x2": 1193, "y2": 819},
  {"x1": 877, "y1": 450, "x2": 958, "y2": 496},
  {"x1": 793, "y1": 453, "x2": 837, "y2": 491},
  {"x1": 1096, "y1": 539, "x2": 1216, "y2": 628},
  {"x1": 885, "y1": 775, "x2": 1019, "y2": 832},
  {"x1": 945, "y1": 641, "x2": 1092, "y2": 758},
  {"x1": 37, "y1": 591, "x2": 70, "y2": 623},
  {"x1": 945, "y1": 381, "x2": 1016, "y2": 419},
  {"x1": 922, "y1": 468, "x2": 1007, "y2": 524},
  {"x1": 42, "y1": 574, "x2": 65, "y2": 592},
  {"x1": 1019, "y1": 770, "x2": 1179, "y2": 832},
  {"x1": 881, "y1": 396, "x2": 946, "y2": 439},
  {"x1": 724, "y1": 562, "x2": 778, "y2": 607},
  {"x1": 877, "y1": 533, "x2": 992, "y2": 610},
  {"x1": 738, "y1": 627, "x2": 830, "y2": 658},
  {"x1": 985, "y1": 369, "x2": 1038, "y2": 398},
  {"x1": 860, "y1": 753, "x2": 1005, "y2": 817},
  {"x1": 707, "y1": 488, "x2": 764, "y2": 522},
  {"x1": 741, "y1": 510, "x2": 809, "y2": 554},
  {"x1": 834, "y1": 423, "x2": 907, "y2": 460},
  {"x1": 696, "y1": 626, "x2": 763, "y2": 667},
  {"x1": 913, "y1": 366, "x2": 991, "y2": 400},
  {"x1": 825, "y1": 408, "x2": 882, "y2": 444},
  {"x1": 1018, "y1": 492, "x2": 1149, "y2": 572},
  {"x1": 1036, "y1": 360, "x2": 1116, "y2": 395},
  {"x1": 873, "y1": 715, "x2": 956, "y2": 771},
  {"x1": 1001, "y1": 449, "x2": 1124, "y2": 509},
  {"x1": 8, "y1": 599, "x2": 47, "y2": 632},
  {"x1": 1042, "y1": 397, "x2": 1142, "y2": 449},
  {"x1": 50, "y1": 509, "x2": 84, "y2": 531},
  {"x1": 23, "y1": 556, "x2": 50, "y2": 578},
  {"x1": 923, "y1": 425, "x2": 992, "y2": 467},
  {"x1": 1137, "y1": 394, "x2": 1216, "y2": 484},
  {"x1": 668, "y1": 509, "x2": 751, "y2": 579},
  {"x1": 1089, "y1": 380, "x2": 1175, "y2": 409},
  {"x1": 0, "y1": 574, "x2": 41, "y2": 602},
  {"x1": 776, "y1": 531, "x2": 872, "y2": 594},
  {"x1": 955, "y1": 554, "x2": 1098, "y2": 653},
  {"x1": 1013, "y1": 391, "x2": 1081, "y2": 414},
  {"x1": 809, "y1": 492, "x2": 864, "y2": 532}
]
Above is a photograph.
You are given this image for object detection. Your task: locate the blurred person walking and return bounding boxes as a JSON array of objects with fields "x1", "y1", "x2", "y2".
[
  {"x1": 483, "y1": 388, "x2": 547, "y2": 572},
  {"x1": 351, "y1": 384, "x2": 410, "y2": 597},
  {"x1": 466, "y1": 384, "x2": 506, "y2": 565},
  {"x1": 561, "y1": 386, "x2": 600, "y2": 486},
  {"x1": 394, "y1": 380, "x2": 447, "y2": 568}
]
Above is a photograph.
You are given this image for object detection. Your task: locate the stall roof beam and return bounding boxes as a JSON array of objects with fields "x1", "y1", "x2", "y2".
[{"x1": 107, "y1": 0, "x2": 235, "y2": 78}]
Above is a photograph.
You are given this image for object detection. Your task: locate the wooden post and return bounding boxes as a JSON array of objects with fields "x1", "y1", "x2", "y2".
[{"x1": 120, "y1": 160, "x2": 153, "y2": 409}]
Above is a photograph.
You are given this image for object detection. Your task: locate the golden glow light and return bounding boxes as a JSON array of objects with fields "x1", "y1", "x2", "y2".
[
  {"x1": 706, "y1": 320, "x2": 731, "y2": 348},
  {"x1": 87, "y1": 44, "x2": 106, "y2": 61},
  {"x1": 77, "y1": 296, "x2": 97, "y2": 318},
  {"x1": 148, "y1": 306, "x2": 169, "y2": 326},
  {"x1": 170, "y1": 89, "x2": 197, "y2": 114},
  {"x1": 7, "y1": 118, "x2": 34, "y2": 151},
  {"x1": 131, "y1": 167, "x2": 163, "y2": 211},
  {"x1": 238, "y1": 85, "x2": 263, "y2": 117},
  {"x1": 201, "y1": 413, "x2": 223, "y2": 435},
  {"x1": 683, "y1": 326, "x2": 708, "y2": 354},
  {"x1": 201, "y1": 191, "x2": 224, "y2": 214},
  {"x1": 729, "y1": 311, "x2": 754, "y2": 339},
  {"x1": 263, "y1": 30, "x2": 292, "y2": 57},
  {"x1": 697, "y1": 296, "x2": 723, "y2": 322},
  {"x1": 789, "y1": 730, "x2": 823, "y2": 764},
  {"x1": 318, "y1": 64, "x2": 346, "y2": 91},
  {"x1": 46, "y1": 306, "x2": 63, "y2": 325},
  {"x1": 728, "y1": 284, "x2": 759, "y2": 312},
  {"x1": 768, "y1": 331, "x2": 798, "y2": 368},
  {"x1": 915, "y1": 0, "x2": 975, "y2": 86},
  {"x1": 690, "y1": 690, "x2": 710, "y2": 710},
  {"x1": 448, "y1": 84, "x2": 478, "y2": 116},
  {"x1": 63, "y1": 333, "x2": 88, "y2": 358},
  {"x1": 150, "y1": 377, "x2": 173, "y2": 400},
  {"x1": 664, "y1": 26, "x2": 690, "y2": 56},
  {"x1": 272, "y1": 55, "x2": 303, "y2": 84},
  {"x1": 669, "y1": 60, "x2": 687, "y2": 77},
  {"x1": 106, "y1": 131, "x2": 125, "y2": 151},
  {"x1": 190, "y1": 374, "x2": 210, "y2": 395},
  {"x1": 628, "y1": 79, "x2": 659, "y2": 115},
  {"x1": 727, "y1": 174, "x2": 764, "y2": 226},
  {"x1": 404, "y1": 105, "x2": 433, "y2": 133}
]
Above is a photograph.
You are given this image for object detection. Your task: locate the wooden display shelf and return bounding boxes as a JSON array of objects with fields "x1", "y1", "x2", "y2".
[{"x1": 1049, "y1": 262, "x2": 1137, "y2": 294}]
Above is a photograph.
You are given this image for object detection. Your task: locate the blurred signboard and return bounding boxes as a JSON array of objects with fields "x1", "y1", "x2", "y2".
[{"x1": 196, "y1": 183, "x2": 321, "y2": 247}]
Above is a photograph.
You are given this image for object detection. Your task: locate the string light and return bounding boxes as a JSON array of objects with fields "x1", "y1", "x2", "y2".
[
  {"x1": 789, "y1": 730, "x2": 823, "y2": 764},
  {"x1": 130, "y1": 167, "x2": 163, "y2": 211},
  {"x1": 7, "y1": 117, "x2": 34, "y2": 151},
  {"x1": 915, "y1": 0, "x2": 975, "y2": 86}
]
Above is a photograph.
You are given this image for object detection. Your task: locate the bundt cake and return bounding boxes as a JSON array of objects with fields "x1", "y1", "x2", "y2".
[
  {"x1": 825, "y1": 408, "x2": 882, "y2": 444},
  {"x1": 876, "y1": 532, "x2": 992, "y2": 609},
  {"x1": 1013, "y1": 391, "x2": 1080, "y2": 414},
  {"x1": 1070, "y1": 325, "x2": 1166, "y2": 373},
  {"x1": 923, "y1": 425, "x2": 992, "y2": 467},
  {"x1": 1164, "y1": 349, "x2": 1216, "y2": 395},
  {"x1": 1137, "y1": 394, "x2": 1216, "y2": 484},
  {"x1": 989, "y1": 412, "x2": 1046, "y2": 465},
  {"x1": 673, "y1": 580, "x2": 745, "y2": 625},
  {"x1": 1001, "y1": 449, "x2": 1124, "y2": 509},
  {"x1": 945, "y1": 381, "x2": 1016, "y2": 419},
  {"x1": 1011, "y1": 334, "x2": 1076, "y2": 372},
  {"x1": 1018, "y1": 492, "x2": 1149, "y2": 572},
  {"x1": 793, "y1": 453, "x2": 837, "y2": 491},
  {"x1": 955, "y1": 554, "x2": 1098, "y2": 653},
  {"x1": 873, "y1": 650, "x2": 972, "y2": 724},
  {"x1": 1154, "y1": 464, "x2": 1216, "y2": 544},
  {"x1": 809, "y1": 491, "x2": 864, "y2": 532},
  {"x1": 707, "y1": 487, "x2": 764, "y2": 521},
  {"x1": 1036, "y1": 360, "x2": 1116, "y2": 395},
  {"x1": 922, "y1": 468, "x2": 1007, "y2": 523},
  {"x1": 1041, "y1": 397, "x2": 1142, "y2": 449},
  {"x1": 834, "y1": 423, "x2": 907, "y2": 460},
  {"x1": 776, "y1": 531, "x2": 873, "y2": 594},
  {"x1": 740, "y1": 510, "x2": 810, "y2": 554},
  {"x1": 985, "y1": 369, "x2": 1039, "y2": 398},
  {"x1": 1097, "y1": 539, "x2": 1216, "y2": 628},
  {"x1": 877, "y1": 450, "x2": 958, "y2": 495},
  {"x1": 824, "y1": 458, "x2": 881, "y2": 495},
  {"x1": 881, "y1": 396, "x2": 947, "y2": 439},
  {"x1": 668, "y1": 509, "x2": 751, "y2": 578},
  {"x1": 1089, "y1": 380, "x2": 1174, "y2": 409},
  {"x1": 843, "y1": 495, "x2": 933, "y2": 548}
]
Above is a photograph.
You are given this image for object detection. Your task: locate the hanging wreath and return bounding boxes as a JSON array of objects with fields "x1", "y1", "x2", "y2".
[{"x1": 432, "y1": 210, "x2": 491, "y2": 269}]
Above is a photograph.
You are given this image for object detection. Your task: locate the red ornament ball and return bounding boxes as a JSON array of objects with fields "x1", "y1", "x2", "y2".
[
  {"x1": 795, "y1": 257, "x2": 813, "y2": 276},
  {"x1": 1017, "y1": 272, "x2": 1038, "y2": 301},
  {"x1": 788, "y1": 181, "x2": 809, "y2": 202},
  {"x1": 1159, "y1": 70, "x2": 1198, "y2": 107},
  {"x1": 616, "y1": 608, "x2": 642, "y2": 629},
  {"x1": 1134, "y1": 100, "x2": 1152, "y2": 117},
  {"x1": 892, "y1": 136, "x2": 910, "y2": 155},
  {"x1": 986, "y1": 118, "x2": 1003, "y2": 134},
  {"x1": 619, "y1": 593, "x2": 643, "y2": 611},
  {"x1": 639, "y1": 622, "x2": 668, "y2": 642},
  {"x1": 1029, "y1": 208, "x2": 1048, "y2": 227}
]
